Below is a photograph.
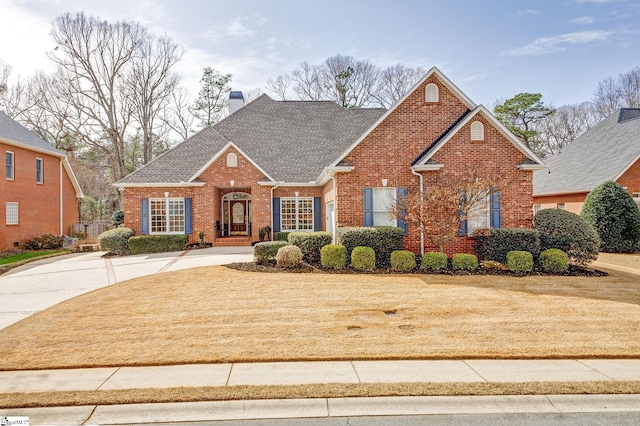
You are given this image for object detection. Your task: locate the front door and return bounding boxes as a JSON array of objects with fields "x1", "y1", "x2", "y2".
[{"x1": 231, "y1": 201, "x2": 247, "y2": 233}]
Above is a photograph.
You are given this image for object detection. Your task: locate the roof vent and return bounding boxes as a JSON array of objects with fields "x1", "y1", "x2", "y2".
[
  {"x1": 618, "y1": 108, "x2": 640, "y2": 123},
  {"x1": 229, "y1": 91, "x2": 245, "y2": 115}
]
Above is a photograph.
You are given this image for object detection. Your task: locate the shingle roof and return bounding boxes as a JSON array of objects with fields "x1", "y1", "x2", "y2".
[
  {"x1": 118, "y1": 95, "x2": 386, "y2": 184},
  {"x1": 533, "y1": 108, "x2": 640, "y2": 195},
  {"x1": 0, "y1": 111, "x2": 62, "y2": 156}
]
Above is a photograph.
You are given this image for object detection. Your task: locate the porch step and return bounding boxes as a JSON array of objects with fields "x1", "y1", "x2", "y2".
[{"x1": 215, "y1": 237, "x2": 253, "y2": 247}]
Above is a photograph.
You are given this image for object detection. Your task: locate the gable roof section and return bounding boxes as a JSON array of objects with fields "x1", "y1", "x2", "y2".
[
  {"x1": 412, "y1": 105, "x2": 546, "y2": 168},
  {"x1": 0, "y1": 111, "x2": 63, "y2": 157},
  {"x1": 117, "y1": 95, "x2": 385, "y2": 185},
  {"x1": 533, "y1": 108, "x2": 640, "y2": 196},
  {"x1": 328, "y1": 66, "x2": 477, "y2": 168}
]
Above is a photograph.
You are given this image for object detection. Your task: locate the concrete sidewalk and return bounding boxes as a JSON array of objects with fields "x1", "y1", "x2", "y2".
[
  {"x1": 0, "y1": 247, "x2": 253, "y2": 329},
  {"x1": 1, "y1": 359, "x2": 640, "y2": 424}
]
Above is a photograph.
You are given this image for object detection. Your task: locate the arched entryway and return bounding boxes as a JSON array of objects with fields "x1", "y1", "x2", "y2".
[{"x1": 221, "y1": 192, "x2": 251, "y2": 236}]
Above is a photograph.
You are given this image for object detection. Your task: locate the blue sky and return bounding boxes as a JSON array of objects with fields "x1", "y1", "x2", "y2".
[{"x1": 1, "y1": 0, "x2": 638, "y2": 107}]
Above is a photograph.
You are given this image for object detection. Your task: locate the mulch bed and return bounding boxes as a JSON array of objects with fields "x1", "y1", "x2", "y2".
[{"x1": 226, "y1": 262, "x2": 607, "y2": 277}]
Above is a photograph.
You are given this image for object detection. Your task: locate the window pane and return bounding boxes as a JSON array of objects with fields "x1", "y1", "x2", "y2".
[
  {"x1": 281, "y1": 198, "x2": 297, "y2": 231},
  {"x1": 373, "y1": 188, "x2": 395, "y2": 226},
  {"x1": 150, "y1": 200, "x2": 167, "y2": 233},
  {"x1": 6, "y1": 152, "x2": 14, "y2": 180},
  {"x1": 467, "y1": 196, "x2": 489, "y2": 234},
  {"x1": 36, "y1": 159, "x2": 43, "y2": 183},
  {"x1": 168, "y1": 200, "x2": 185, "y2": 232},
  {"x1": 297, "y1": 198, "x2": 313, "y2": 230}
]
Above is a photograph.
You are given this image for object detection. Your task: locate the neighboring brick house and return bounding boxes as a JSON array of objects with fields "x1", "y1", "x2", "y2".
[
  {"x1": 116, "y1": 67, "x2": 545, "y2": 254},
  {"x1": 533, "y1": 108, "x2": 640, "y2": 214},
  {"x1": 1, "y1": 112, "x2": 83, "y2": 250}
]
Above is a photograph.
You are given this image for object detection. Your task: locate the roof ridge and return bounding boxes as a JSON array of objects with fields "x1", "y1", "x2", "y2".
[{"x1": 411, "y1": 109, "x2": 472, "y2": 166}]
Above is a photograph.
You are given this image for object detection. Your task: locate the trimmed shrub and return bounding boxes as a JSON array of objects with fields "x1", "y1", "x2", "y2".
[
  {"x1": 539, "y1": 248, "x2": 569, "y2": 274},
  {"x1": 254, "y1": 241, "x2": 289, "y2": 265},
  {"x1": 128, "y1": 235, "x2": 189, "y2": 254},
  {"x1": 288, "y1": 231, "x2": 332, "y2": 264},
  {"x1": 21, "y1": 234, "x2": 65, "y2": 250},
  {"x1": 321, "y1": 244, "x2": 347, "y2": 270},
  {"x1": 581, "y1": 180, "x2": 640, "y2": 253},
  {"x1": 276, "y1": 245, "x2": 303, "y2": 268},
  {"x1": 421, "y1": 252, "x2": 448, "y2": 270},
  {"x1": 534, "y1": 209, "x2": 599, "y2": 266},
  {"x1": 451, "y1": 253, "x2": 478, "y2": 270},
  {"x1": 474, "y1": 228, "x2": 540, "y2": 263},
  {"x1": 351, "y1": 246, "x2": 376, "y2": 271},
  {"x1": 98, "y1": 228, "x2": 135, "y2": 255},
  {"x1": 338, "y1": 226, "x2": 404, "y2": 268},
  {"x1": 506, "y1": 250, "x2": 533, "y2": 273},
  {"x1": 275, "y1": 232, "x2": 291, "y2": 241},
  {"x1": 391, "y1": 250, "x2": 416, "y2": 272}
]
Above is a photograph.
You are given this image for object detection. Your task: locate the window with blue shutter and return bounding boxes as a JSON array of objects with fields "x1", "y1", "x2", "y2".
[
  {"x1": 185, "y1": 198, "x2": 193, "y2": 234},
  {"x1": 141, "y1": 198, "x2": 149, "y2": 235},
  {"x1": 272, "y1": 197, "x2": 281, "y2": 232},
  {"x1": 363, "y1": 188, "x2": 373, "y2": 227},
  {"x1": 397, "y1": 187, "x2": 408, "y2": 235}
]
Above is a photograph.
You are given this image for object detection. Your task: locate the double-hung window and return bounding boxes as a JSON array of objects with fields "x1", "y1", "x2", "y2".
[
  {"x1": 373, "y1": 187, "x2": 396, "y2": 227},
  {"x1": 281, "y1": 197, "x2": 313, "y2": 231},
  {"x1": 36, "y1": 158, "x2": 43, "y2": 184},
  {"x1": 6, "y1": 151, "x2": 14, "y2": 180},
  {"x1": 6, "y1": 202, "x2": 18, "y2": 225},
  {"x1": 150, "y1": 198, "x2": 185, "y2": 233}
]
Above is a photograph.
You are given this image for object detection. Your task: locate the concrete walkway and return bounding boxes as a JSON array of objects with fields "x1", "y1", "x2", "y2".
[
  {"x1": 0, "y1": 246, "x2": 253, "y2": 329},
  {"x1": 1, "y1": 359, "x2": 640, "y2": 424}
]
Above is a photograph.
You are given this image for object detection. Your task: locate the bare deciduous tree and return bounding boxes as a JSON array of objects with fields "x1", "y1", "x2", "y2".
[
  {"x1": 374, "y1": 64, "x2": 425, "y2": 108},
  {"x1": 265, "y1": 74, "x2": 291, "y2": 100},
  {"x1": 534, "y1": 101, "x2": 598, "y2": 157},
  {"x1": 593, "y1": 66, "x2": 640, "y2": 119}
]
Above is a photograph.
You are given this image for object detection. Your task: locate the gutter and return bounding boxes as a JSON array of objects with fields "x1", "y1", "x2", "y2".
[
  {"x1": 59, "y1": 160, "x2": 64, "y2": 235},
  {"x1": 411, "y1": 168, "x2": 425, "y2": 256}
]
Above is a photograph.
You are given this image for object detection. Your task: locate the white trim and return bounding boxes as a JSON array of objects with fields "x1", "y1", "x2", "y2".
[
  {"x1": 188, "y1": 141, "x2": 276, "y2": 183},
  {"x1": 0, "y1": 137, "x2": 65, "y2": 158},
  {"x1": 316, "y1": 166, "x2": 354, "y2": 185},
  {"x1": 59, "y1": 160, "x2": 63, "y2": 234},
  {"x1": 114, "y1": 182, "x2": 206, "y2": 188},
  {"x1": 61, "y1": 157, "x2": 84, "y2": 198},
  {"x1": 517, "y1": 163, "x2": 548, "y2": 171},
  {"x1": 415, "y1": 105, "x2": 546, "y2": 168},
  {"x1": 410, "y1": 163, "x2": 444, "y2": 172},
  {"x1": 533, "y1": 189, "x2": 591, "y2": 197},
  {"x1": 613, "y1": 152, "x2": 640, "y2": 182},
  {"x1": 258, "y1": 181, "x2": 317, "y2": 187},
  {"x1": 328, "y1": 66, "x2": 477, "y2": 168}
]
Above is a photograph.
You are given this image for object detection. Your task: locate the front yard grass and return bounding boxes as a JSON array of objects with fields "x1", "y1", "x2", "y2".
[
  {"x1": 0, "y1": 250, "x2": 69, "y2": 266},
  {"x1": 0, "y1": 265, "x2": 639, "y2": 371}
]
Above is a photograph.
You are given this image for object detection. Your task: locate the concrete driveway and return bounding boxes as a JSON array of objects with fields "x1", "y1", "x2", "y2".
[{"x1": 0, "y1": 246, "x2": 253, "y2": 330}]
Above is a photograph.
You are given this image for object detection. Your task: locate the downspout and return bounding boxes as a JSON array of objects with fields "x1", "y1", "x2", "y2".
[
  {"x1": 59, "y1": 159, "x2": 64, "y2": 235},
  {"x1": 411, "y1": 168, "x2": 424, "y2": 256},
  {"x1": 270, "y1": 183, "x2": 280, "y2": 241},
  {"x1": 330, "y1": 172, "x2": 338, "y2": 244}
]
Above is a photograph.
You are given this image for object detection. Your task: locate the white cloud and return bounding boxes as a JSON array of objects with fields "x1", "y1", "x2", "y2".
[
  {"x1": 201, "y1": 16, "x2": 265, "y2": 42},
  {"x1": 504, "y1": 30, "x2": 614, "y2": 56},
  {"x1": 517, "y1": 9, "x2": 538, "y2": 15},
  {"x1": 570, "y1": 16, "x2": 596, "y2": 24},
  {"x1": 575, "y1": 0, "x2": 620, "y2": 3}
]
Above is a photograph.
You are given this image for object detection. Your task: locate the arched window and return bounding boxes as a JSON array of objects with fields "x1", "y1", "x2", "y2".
[
  {"x1": 425, "y1": 83, "x2": 439, "y2": 102},
  {"x1": 471, "y1": 121, "x2": 484, "y2": 141},
  {"x1": 226, "y1": 152, "x2": 238, "y2": 167}
]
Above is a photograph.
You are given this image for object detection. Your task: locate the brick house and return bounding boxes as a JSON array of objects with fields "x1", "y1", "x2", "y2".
[
  {"x1": 1, "y1": 112, "x2": 83, "y2": 251},
  {"x1": 533, "y1": 108, "x2": 640, "y2": 214},
  {"x1": 116, "y1": 67, "x2": 545, "y2": 254}
]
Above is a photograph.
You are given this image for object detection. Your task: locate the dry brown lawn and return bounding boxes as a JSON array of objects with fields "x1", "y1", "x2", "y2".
[{"x1": 1, "y1": 264, "x2": 639, "y2": 371}]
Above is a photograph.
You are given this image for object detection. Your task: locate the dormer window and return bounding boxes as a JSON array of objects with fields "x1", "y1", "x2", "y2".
[
  {"x1": 425, "y1": 83, "x2": 439, "y2": 103},
  {"x1": 471, "y1": 121, "x2": 484, "y2": 141},
  {"x1": 226, "y1": 152, "x2": 237, "y2": 168}
]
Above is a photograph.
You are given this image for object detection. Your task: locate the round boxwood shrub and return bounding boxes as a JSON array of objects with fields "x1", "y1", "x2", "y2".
[
  {"x1": 321, "y1": 244, "x2": 347, "y2": 270},
  {"x1": 506, "y1": 250, "x2": 533, "y2": 273},
  {"x1": 533, "y1": 209, "x2": 599, "y2": 266},
  {"x1": 351, "y1": 246, "x2": 376, "y2": 271},
  {"x1": 451, "y1": 253, "x2": 478, "y2": 270},
  {"x1": 421, "y1": 252, "x2": 448, "y2": 270},
  {"x1": 539, "y1": 248, "x2": 569, "y2": 274},
  {"x1": 98, "y1": 227, "x2": 134, "y2": 255},
  {"x1": 254, "y1": 241, "x2": 289, "y2": 265},
  {"x1": 390, "y1": 250, "x2": 416, "y2": 272},
  {"x1": 276, "y1": 245, "x2": 303, "y2": 268},
  {"x1": 288, "y1": 231, "x2": 332, "y2": 265},
  {"x1": 581, "y1": 180, "x2": 640, "y2": 253}
]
